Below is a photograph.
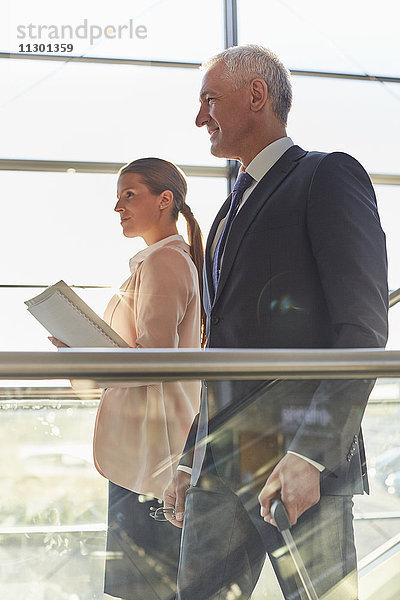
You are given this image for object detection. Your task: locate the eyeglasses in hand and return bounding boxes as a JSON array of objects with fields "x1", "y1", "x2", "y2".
[{"x1": 149, "y1": 506, "x2": 176, "y2": 522}]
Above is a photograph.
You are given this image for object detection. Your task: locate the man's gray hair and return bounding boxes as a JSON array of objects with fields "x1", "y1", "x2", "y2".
[{"x1": 202, "y1": 44, "x2": 292, "y2": 126}]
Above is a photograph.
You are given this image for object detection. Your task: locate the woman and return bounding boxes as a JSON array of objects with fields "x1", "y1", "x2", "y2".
[
  {"x1": 98, "y1": 158, "x2": 204, "y2": 600},
  {"x1": 53, "y1": 157, "x2": 204, "y2": 599}
]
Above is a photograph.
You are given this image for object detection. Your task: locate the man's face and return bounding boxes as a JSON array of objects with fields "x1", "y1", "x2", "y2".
[{"x1": 195, "y1": 61, "x2": 251, "y2": 161}]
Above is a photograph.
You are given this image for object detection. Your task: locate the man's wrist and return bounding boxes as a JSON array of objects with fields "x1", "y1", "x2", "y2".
[{"x1": 287, "y1": 450, "x2": 325, "y2": 472}]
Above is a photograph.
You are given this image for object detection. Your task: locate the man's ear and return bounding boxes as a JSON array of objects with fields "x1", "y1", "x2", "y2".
[
  {"x1": 250, "y1": 78, "x2": 268, "y2": 112},
  {"x1": 159, "y1": 189, "x2": 174, "y2": 210}
]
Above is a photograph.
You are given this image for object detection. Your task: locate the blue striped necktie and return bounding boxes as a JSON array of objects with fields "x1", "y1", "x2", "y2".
[{"x1": 212, "y1": 170, "x2": 254, "y2": 292}]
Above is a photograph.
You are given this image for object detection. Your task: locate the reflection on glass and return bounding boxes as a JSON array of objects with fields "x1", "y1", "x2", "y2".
[{"x1": 1, "y1": 377, "x2": 399, "y2": 599}]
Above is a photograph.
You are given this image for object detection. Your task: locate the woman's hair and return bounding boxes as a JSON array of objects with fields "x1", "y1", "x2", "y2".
[{"x1": 119, "y1": 157, "x2": 206, "y2": 346}]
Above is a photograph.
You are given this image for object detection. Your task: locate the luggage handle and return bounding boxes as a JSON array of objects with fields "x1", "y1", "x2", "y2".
[{"x1": 270, "y1": 498, "x2": 319, "y2": 600}]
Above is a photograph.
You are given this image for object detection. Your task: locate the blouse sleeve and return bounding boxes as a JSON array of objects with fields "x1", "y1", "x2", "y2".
[{"x1": 135, "y1": 247, "x2": 195, "y2": 348}]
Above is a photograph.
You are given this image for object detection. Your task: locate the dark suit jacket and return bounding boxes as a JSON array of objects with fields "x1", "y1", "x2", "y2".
[{"x1": 182, "y1": 145, "x2": 388, "y2": 496}]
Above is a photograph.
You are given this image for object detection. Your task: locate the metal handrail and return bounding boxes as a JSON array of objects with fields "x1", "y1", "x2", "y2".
[
  {"x1": 389, "y1": 288, "x2": 400, "y2": 308},
  {"x1": 1, "y1": 349, "x2": 400, "y2": 381}
]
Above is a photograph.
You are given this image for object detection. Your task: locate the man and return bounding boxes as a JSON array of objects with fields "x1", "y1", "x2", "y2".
[{"x1": 164, "y1": 45, "x2": 388, "y2": 600}]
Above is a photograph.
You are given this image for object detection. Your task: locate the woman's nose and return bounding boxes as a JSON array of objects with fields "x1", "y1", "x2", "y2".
[{"x1": 114, "y1": 199, "x2": 123, "y2": 212}]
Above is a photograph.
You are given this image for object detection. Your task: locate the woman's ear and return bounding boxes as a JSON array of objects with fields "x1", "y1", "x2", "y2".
[{"x1": 159, "y1": 190, "x2": 174, "y2": 210}]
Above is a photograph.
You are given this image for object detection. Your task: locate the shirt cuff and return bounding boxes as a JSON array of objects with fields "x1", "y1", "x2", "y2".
[
  {"x1": 177, "y1": 465, "x2": 192, "y2": 475},
  {"x1": 287, "y1": 451, "x2": 325, "y2": 472}
]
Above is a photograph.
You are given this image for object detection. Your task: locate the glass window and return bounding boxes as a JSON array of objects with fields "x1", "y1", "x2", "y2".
[
  {"x1": 289, "y1": 76, "x2": 400, "y2": 174},
  {"x1": 388, "y1": 303, "x2": 400, "y2": 351},
  {"x1": 333, "y1": 183, "x2": 400, "y2": 349},
  {"x1": 375, "y1": 185, "x2": 400, "y2": 292},
  {"x1": 0, "y1": 58, "x2": 224, "y2": 166},
  {"x1": 1, "y1": 287, "x2": 113, "y2": 352},
  {"x1": 378, "y1": 184, "x2": 400, "y2": 351},
  {"x1": 4, "y1": 0, "x2": 224, "y2": 62},
  {"x1": 238, "y1": 0, "x2": 400, "y2": 77},
  {"x1": 0, "y1": 170, "x2": 227, "y2": 350}
]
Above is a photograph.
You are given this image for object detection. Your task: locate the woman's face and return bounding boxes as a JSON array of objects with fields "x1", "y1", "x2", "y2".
[{"x1": 115, "y1": 173, "x2": 162, "y2": 241}]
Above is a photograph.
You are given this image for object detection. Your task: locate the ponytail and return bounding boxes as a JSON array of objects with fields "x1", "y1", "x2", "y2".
[{"x1": 180, "y1": 204, "x2": 207, "y2": 347}]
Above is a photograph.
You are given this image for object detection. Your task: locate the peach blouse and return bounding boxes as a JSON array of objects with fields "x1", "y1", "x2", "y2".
[{"x1": 93, "y1": 235, "x2": 201, "y2": 499}]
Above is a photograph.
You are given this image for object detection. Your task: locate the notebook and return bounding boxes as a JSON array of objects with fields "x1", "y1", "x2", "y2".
[{"x1": 25, "y1": 280, "x2": 128, "y2": 348}]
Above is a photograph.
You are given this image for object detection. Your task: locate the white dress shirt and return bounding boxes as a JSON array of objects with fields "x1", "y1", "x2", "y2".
[{"x1": 211, "y1": 137, "x2": 294, "y2": 261}]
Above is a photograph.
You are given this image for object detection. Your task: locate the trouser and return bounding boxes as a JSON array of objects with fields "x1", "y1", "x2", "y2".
[{"x1": 176, "y1": 474, "x2": 358, "y2": 600}]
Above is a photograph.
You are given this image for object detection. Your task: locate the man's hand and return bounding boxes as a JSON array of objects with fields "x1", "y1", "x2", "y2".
[
  {"x1": 258, "y1": 453, "x2": 320, "y2": 527},
  {"x1": 163, "y1": 470, "x2": 191, "y2": 528}
]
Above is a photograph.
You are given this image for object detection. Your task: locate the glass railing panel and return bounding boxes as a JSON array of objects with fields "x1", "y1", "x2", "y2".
[
  {"x1": 0, "y1": 386, "x2": 107, "y2": 600},
  {"x1": 0, "y1": 355, "x2": 399, "y2": 600},
  {"x1": 354, "y1": 378, "x2": 400, "y2": 558}
]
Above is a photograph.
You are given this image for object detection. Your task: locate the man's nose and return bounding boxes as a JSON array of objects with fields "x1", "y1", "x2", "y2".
[{"x1": 195, "y1": 103, "x2": 209, "y2": 128}]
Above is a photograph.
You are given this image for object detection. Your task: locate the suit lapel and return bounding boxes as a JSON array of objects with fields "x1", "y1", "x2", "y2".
[{"x1": 214, "y1": 145, "x2": 307, "y2": 305}]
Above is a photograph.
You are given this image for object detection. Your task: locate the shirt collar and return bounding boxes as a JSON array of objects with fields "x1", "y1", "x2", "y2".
[
  {"x1": 245, "y1": 136, "x2": 294, "y2": 182},
  {"x1": 129, "y1": 234, "x2": 186, "y2": 272}
]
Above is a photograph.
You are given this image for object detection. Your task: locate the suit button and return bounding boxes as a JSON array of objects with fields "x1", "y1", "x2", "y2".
[
  {"x1": 211, "y1": 316, "x2": 221, "y2": 325},
  {"x1": 347, "y1": 453, "x2": 352, "y2": 462},
  {"x1": 353, "y1": 435, "x2": 358, "y2": 444}
]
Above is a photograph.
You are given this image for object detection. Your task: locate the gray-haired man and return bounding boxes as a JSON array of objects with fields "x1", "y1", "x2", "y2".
[{"x1": 164, "y1": 45, "x2": 388, "y2": 600}]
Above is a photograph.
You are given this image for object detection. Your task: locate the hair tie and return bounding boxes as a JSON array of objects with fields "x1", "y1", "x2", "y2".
[{"x1": 181, "y1": 203, "x2": 192, "y2": 216}]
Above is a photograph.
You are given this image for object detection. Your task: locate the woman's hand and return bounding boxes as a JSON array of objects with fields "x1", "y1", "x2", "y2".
[{"x1": 48, "y1": 336, "x2": 69, "y2": 348}]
